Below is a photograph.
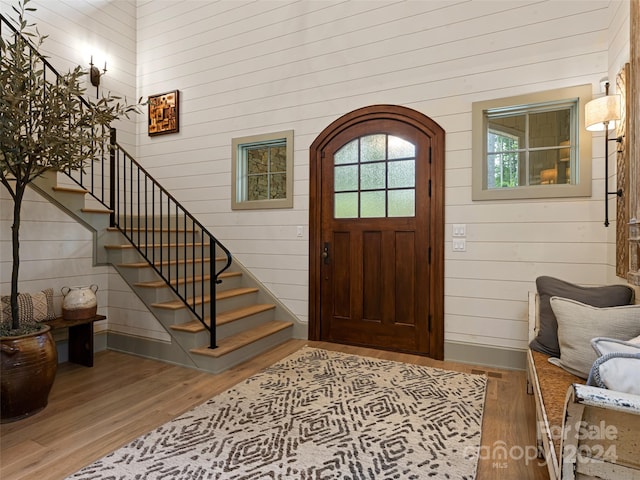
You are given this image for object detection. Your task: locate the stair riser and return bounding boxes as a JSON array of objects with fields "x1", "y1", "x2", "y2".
[
  {"x1": 151, "y1": 306, "x2": 199, "y2": 326},
  {"x1": 115, "y1": 229, "x2": 203, "y2": 245},
  {"x1": 175, "y1": 308, "x2": 278, "y2": 347},
  {"x1": 149, "y1": 281, "x2": 230, "y2": 303},
  {"x1": 116, "y1": 220, "x2": 232, "y2": 258},
  {"x1": 168, "y1": 327, "x2": 209, "y2": 350},
  {"x1": 163, "y1": 289, "x2": 260, "y2": 317},
  {"x1": 133, "y1": 275, "x2": 244, "y2": 307},
  {"x1": 106, "y1": 247, "x2": 208, "y2": 265},
  {"x1": 99, "y1": 229, "x2": 127, "y2": 247},
  {"x1": 50, "y1": 191, "x2": 87, "y2": 212},
  {"x1": 106, "y1": 248, "x2": 141, "y2": 265},
  {"x1": 150, "y1": 291, "x2": 259, "y2": 322},
  {"x1": 134, "y1": 286, "x2": 179, "y2": 305},
  {"x1": 117, "y1": 216, "x2": 191, "y2": 231},
  {"x1": 216, "y1": 292, "x2": 259, "y2": 313},
  {"x1": 191, "y1": 326, "x2": 293, "y2": 374},
  {"x1": 154, "y1": 263, "x2": 220, "y2": 280},
  {"x1": 167, "y1": 276, "x2": 243, "y2": 297},
  {"x1": 114, "y1": 265, "x2": 162, "y2": 284},
  {"x1": 217, "y1": 309, "x2": 277, "y2": 338},
  {"x1": 132, "y1": 246, "x2": 209, "y2": 261}
]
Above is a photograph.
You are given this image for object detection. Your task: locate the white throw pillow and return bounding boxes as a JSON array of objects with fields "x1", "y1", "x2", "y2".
[
  {"x1": 588, "y1": 337, "x2": 640, "y2": 394},
  {"x1": 548, "y1": 297, "x2": 640, "y2": 379},
  {"x1": 592, "y1": 337, "x2": 640, "y2": 356}
]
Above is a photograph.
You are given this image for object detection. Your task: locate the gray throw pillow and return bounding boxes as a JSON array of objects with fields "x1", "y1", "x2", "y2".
[
  {"x1": 548, "y1": 298, "x2": 640, "y2": 379},
  {"x1": 528, "y1": 276, "x2": 634, "y2": 357}
]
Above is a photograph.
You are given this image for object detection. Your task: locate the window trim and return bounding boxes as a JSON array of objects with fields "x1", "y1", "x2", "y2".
[
  {"x1": 472, "y1": 85, "x2": 593, "y2": 201},
  {"x1": 231, "y1": 130, "x2": 294, "y2": 210}
]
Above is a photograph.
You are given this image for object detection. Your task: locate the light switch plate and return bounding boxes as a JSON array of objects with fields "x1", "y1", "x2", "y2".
[
  {"x1": 452, "y1": 238, "x2": 466, "y2": 252},
  {"x1": 452, "y1": 224, "x2": 466, "y2": 237}
]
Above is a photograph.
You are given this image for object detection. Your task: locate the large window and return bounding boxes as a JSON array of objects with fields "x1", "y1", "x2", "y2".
[
  {"x1": 231, "y1": 130, "x2": 293, "y2": 210},
  {"x1": 472, "y1": 85, "x2": 593, "y2": 200}
]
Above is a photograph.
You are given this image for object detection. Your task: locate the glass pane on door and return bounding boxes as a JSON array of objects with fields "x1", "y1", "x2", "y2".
[{"x1": 334, "y1": 134, "x2": 416, "y2": 219}]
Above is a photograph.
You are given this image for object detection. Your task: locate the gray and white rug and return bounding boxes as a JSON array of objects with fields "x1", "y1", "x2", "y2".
[{"x1": 67, "y1": 347, "x2": 487, "y2": 479}]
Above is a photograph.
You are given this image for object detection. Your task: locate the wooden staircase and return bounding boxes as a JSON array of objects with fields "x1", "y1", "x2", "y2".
[{"x1": 30, "y1": 171, "x2": 298, "y2": 374}]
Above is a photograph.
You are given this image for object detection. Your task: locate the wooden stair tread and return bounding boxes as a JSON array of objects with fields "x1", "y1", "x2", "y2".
[
  {"x1": 134, "y1": 271, "x2": 241, "y2": 289},
  {"x1": 170, "y1": 318, "x2": 210, "y2": 332},
  {"x1": 217, "y1": 286, "x2": 257, "y2": 300},
  {"x1": 107, "y1": 226, "x2": 197, "y2": 233},
  {"x1": 170, "y1": 304, "x2": 276, "y2": 332},
  {"x1": 190, "y1": 321, "x2": 293, "y2": 358},
  {"x1": 105, "y1": 242, "x2": 209, "y2": 249},
  {"x1": 218, "y1": 271, "x2": 241, "y2": 279},
  {"x1": 135, "y1": 275, "x2": 210, "y2": 288},
  {"x1": 52, "y1": 186, "x2": 88, "y2": 194},
  {"x1": 81, "y1": 207, "x2": 113, "y2": 214},
  {"x1": 117, "y1": 258, "x2": 214, "y2": 268},
  {"x1": 151, "y1": 287, "x2": 258, "y2": 310}
]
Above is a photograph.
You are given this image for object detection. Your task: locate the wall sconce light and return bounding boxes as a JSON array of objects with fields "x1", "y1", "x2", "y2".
[
  {"x1": 585, "y1": 81, "x2": 623, "y2": 227},
  {"x1": 89, "y1": 55, "x2": 107, "y2": 95}
]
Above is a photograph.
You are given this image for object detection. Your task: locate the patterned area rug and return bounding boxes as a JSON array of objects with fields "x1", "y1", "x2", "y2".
[{"x1": 67, "y1": 347, "x2": 487, "y2": 479}]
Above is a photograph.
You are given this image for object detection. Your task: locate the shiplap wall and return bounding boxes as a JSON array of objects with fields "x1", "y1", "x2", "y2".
[
  {"x1": 0, "y1": 0, "x2": 169, "y2": 342},
  {"x1": 0, "y1": 188, "x2": 111, "y2": 332},
  {"x1": 1, "y1": 0, "x2": 632, "y2": 365},
  {"x1": 134, "y1": 0, "x2": 627, "y2": 357},
  {"x1": 0, "y1": 0, "x2": 138, "y2": 149}
]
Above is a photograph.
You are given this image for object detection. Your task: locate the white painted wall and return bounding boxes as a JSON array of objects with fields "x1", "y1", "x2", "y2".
[
  {"x1": 0, "y1": 188, "x2": 110, "y2": 332},
  {"x1": 1, "y1": 0, "x2": 633, "y2": 365},
  {"x1": 0, "y1": 0, "x2": 138, "y2": 148},
  {"x1": 0, "y1": 0, "x2": 161, "y2": 340},
  {"x1": 134, "y1": 0, "x2": 628, "y2": 355}
]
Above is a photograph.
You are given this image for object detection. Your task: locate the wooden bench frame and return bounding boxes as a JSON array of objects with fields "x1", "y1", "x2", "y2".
[{"x1": 43, "y1": 315, "x2": 106, "y2": 367}]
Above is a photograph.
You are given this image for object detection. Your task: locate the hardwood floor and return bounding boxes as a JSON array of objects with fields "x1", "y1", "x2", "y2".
[{"x1": 0, "y1": 340, "x2": 549, "y2": 480}]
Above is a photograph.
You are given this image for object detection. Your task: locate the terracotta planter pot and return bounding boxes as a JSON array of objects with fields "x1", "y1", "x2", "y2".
[{"x1": 1, "y1": 325, "x2": 58, "y2": 423}]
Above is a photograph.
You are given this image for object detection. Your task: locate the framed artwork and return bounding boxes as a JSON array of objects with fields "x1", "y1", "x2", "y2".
[{"x1": 148, "y1": 90, "x2": 179, "y2": 136}]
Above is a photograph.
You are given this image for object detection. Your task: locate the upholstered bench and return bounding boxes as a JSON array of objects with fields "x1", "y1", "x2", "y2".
[{"x1": 526, "y1": 291, "x2": 640, "y2": 480}]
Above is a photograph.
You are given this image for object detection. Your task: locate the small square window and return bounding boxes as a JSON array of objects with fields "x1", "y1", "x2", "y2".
[
  {"x1": 231, "y1": 130, "x2": 294, "y2": 210},
  {"x1": 472, "y1": 85, "x2": 593, "y2": 200}
]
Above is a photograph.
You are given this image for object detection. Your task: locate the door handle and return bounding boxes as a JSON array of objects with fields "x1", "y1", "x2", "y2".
[{"x1": 322, "y1": 242, "x2": 330, "y2": 264}]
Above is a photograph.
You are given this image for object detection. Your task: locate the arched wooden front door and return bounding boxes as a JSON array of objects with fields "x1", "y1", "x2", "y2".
[{"x1": 309, "y1": 105, "x2": 445, "y2": 359}]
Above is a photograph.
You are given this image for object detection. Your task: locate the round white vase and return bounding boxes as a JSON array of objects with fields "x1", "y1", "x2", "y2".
[{"x1": 61, "y1": 284, "x2": 98, "y2": 320}]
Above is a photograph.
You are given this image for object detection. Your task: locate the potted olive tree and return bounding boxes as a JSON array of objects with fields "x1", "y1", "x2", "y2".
[{"x1": 0, "y1": 0, "x2": 139, "y2": 422}]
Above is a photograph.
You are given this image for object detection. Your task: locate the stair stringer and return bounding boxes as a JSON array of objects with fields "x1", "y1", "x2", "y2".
[{"x1": 27, "y1": 170, "x2": 305, "y2": 374}]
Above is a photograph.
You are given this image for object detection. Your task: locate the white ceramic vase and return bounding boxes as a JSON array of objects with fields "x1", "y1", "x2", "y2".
[{"x1": 61, "y1": 284, "x2": 98, "y2": 320}]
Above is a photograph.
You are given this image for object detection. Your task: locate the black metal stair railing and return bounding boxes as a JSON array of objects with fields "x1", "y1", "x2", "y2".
[
  {"x1": 1, "y1": 13, "x2": 231, "y2": 349},
  {"x1": 104, "y1": 129, "x2": 232, "y2": 349}
]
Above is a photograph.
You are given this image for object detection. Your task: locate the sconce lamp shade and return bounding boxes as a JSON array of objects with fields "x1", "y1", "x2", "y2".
[{"x1": 585, "y1": 94, "x2": 621, "y2": 131}]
